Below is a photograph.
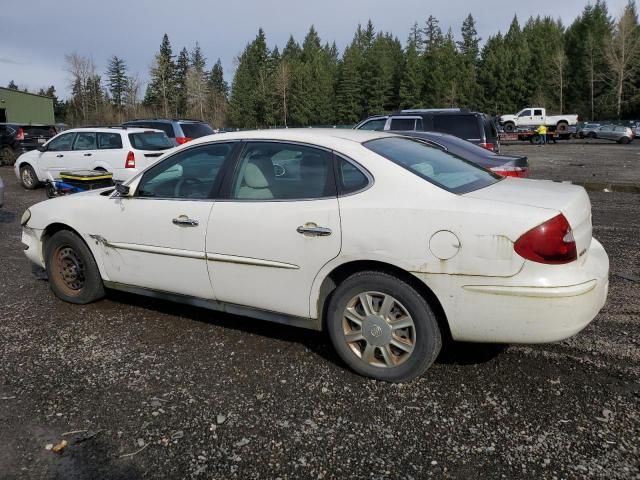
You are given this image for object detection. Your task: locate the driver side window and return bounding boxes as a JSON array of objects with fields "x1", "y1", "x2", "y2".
[
  {"x1": 47, "y1": 132, "x2": 76, "y2": 152},
  {"x1": 137, "y1": 143, "x2": 235, "y2": 199}
]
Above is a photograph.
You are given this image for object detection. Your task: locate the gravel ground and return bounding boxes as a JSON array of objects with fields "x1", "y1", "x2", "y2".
[{"x1": 0, "y1": 141, "x2": 639, "y2": 480}]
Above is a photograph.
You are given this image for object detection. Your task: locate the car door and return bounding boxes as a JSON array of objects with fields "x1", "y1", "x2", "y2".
[
  {"x1": 598, "y1": 126, "x2": 613, "y2": 140},
  {"x1": 206, "y1": 141, "x2": 341, "y2": 318},
  {"x1": 68, "y1": 131, "x2": 99, "y2": 171},
  {"x1": 518, "y1": 109, "x2": 533, "y2": 127},
  {"x1": 38, "y1": 132, "x2": 77, "y2": 176},
  {"x1": 533, "y1": 109, "x2": 544, "y2": 124},
  {"x1": 93, "y1": 142, "x2": 238, "y2": 299},
  {"x1": 96, "y1": 131, "x2": 125, "y2": 172}
]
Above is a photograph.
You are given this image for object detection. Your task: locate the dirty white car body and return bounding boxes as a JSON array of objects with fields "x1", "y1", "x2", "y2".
[
  {"x1": 20, "y1": 129, "x2": 609, "y2": 380},
  {"x1": 500, "y1": 107, "x2": 579, "y2": 132}
]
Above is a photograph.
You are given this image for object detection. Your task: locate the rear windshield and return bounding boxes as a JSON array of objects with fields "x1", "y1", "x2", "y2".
[
  {"x1": 180, "y1": 122, "x2": 214, "y2": 138},
  {"x1": 21, "y1": 125, "x2": 57, "y2": 137},
  {"x1": 364, "y1": 137, "x2": 501, "y2": 194},
  {"x1": 432, "y1": 114, "x2": 480, "y2": 139},
  {"x1": 128, "y1": 132, "x2": 173, "y2": 151}
]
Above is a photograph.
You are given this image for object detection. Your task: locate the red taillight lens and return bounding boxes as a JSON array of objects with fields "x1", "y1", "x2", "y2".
[
  {"x1": 479, "y1": 142, "x2": 495, "y2": 151},
  {"x1": 491, "y1": 166, "x2": 529, "y2": 178},
  {"x1": 175, "y1": 137, "x2": 192, "y2": 145},
  {"x1": 514, "y1": 214, "x2": 577, "y2": 264},
  {"x1": 125, "y1": 151, "x2": 135, "y2": 168},
  {"x1": 15, "y1": 127, "x2": 25, "y2": 141}
]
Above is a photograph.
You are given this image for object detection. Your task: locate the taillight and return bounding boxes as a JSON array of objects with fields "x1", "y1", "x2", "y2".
[
  {"x1": 175, "y1": 137, "x2": 192, "y2": 145},
  {"x1": 125, "y1": 151, "x2": 135, "y2": 168},
  {"x1": 491, "y1": 166, "x2": 529, "y2": 178},
  {"x1": 15, "y1": 128, "x2": 25, "y2": 141},
  {"x1": 514, "y1": 214, "x2": 577, "y2": 264},
  {"x1": 479, "y1": 142, "x2": 495, "y2": 151}
]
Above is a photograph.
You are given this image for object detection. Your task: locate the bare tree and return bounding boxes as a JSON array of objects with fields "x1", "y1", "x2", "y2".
[
  {"x1": 124, "y1": 74, "x2": 141, "y2": 119},
  {"x1": 605, "y1": 5, "x2": 640, "y2": 118},
  {"x1": 186, "y1": 67, "x2": 209, "y2": 120},
  {"x1": 552, "y1": 49, "x2": 567, "y2": 114},
  {"x1": 65, "y1": 53, "x2": 95, "y2": 122},
  {"x1": 274, "y1": 61, "x2": 291, "y2": 126}
]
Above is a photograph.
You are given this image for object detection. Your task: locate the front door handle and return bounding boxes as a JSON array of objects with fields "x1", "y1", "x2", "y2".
[
  {"x1": 297, "y1": 223, "x2": 332, "y2": 236},
  {"x1": 172, "y1": 215, "x2": 199, "y2": 227},
  {"x1": 84, "y1": 153, "x2": 92, "y2": 157},
  {"x1": 56, "y1": 154, "x2": 63, "y2": 158}
]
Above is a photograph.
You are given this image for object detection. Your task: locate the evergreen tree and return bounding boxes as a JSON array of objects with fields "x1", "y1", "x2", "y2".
[
  {"x1": 399, "y1": 35, "x2": 423, "y2": 108},
  {"x1": 423, "y1": 15, "x2": 443, "y2": 53},
  {"x1": 144, "y1": 33, "x2": 177, "y2": 117},
  {"x1": 175, "y1": 47, "x2": 190, "y2": 116},
  {"x1": 335, "y1": 43, "x2": 363, "y2": 123},
  {"x1": 7, "y1": 80, "x2": 18, "y2": 90},
  {"x1": 106, "y1": 55, "x2": 128, "y2": 114},
  {"x1": 458, "y1": 14, "x2": 481, "y2": 107}
]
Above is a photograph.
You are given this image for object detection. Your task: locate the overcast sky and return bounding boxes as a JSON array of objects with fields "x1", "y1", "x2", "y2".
[{"x1": 0, "y1": 0, "x2": 629, "y2": 98}]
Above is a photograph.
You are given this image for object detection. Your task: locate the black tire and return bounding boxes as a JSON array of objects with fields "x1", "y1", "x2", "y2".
[
  {"x1": 588, "y1": 131, "x2": 597, "y2": 139},
  {"x1": 326, "y1": 271, "x2": 442, "y2": 382},
  {"x1": 1, "y1": 147, "x2": 16, "y2": 166},
  {"x1": 618, "y1": 136, "x2": 631, "y2": 144},
  {"x1": 20, "y1": 164, "x2": 39, "y2": 189},
  {"x1": 556, "y1": 121, "x2": 569, "y2": 134},
  {"x1": 45, "y1": 230, "x2": 105, "y2": 304},
  {"x1": 503, "y1": 122, "x2": 516, "y2": 133}
]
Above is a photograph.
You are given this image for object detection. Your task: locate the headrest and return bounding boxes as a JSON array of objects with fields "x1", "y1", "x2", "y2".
[{"x1": 244, "y1": 162, "x2": 271, "y2": 189}]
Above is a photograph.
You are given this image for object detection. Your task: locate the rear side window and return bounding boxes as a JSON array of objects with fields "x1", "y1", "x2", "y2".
[
  {"x1": 364, "y1": 137, "x2": 500, "y2": 194},
  {"x1": 72, "y1": 132, "x2": 97, "y2": 150},
  {"x1": 432, "y1": 115, "x2": 480, "y2": 140},
  {"x1": 180, "y1": 122, "x2": 214, "y2": 138},
  {"x1": 128, "y1": 132, "x2": 173, "y2": 150},
  {"x1": 389, "y1": 118, "x2": 418, "y2": 131},
  {"x1": 358, "y1": 118, "x2": 387, "y2": 131},
  {"x1": 533, "y1": 109, "x2": 543, "y2": 116},
  {"x1": 337, "y1": 157, "x2": 369, "y2": 194},
  {"x1": 97, "y1": 132, "x2": 123, "y2": 149}
]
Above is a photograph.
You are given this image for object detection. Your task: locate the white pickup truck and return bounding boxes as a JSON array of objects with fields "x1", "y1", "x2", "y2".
[{"x1": 499, "y1": 108, "x2": 579, "y2": 133}]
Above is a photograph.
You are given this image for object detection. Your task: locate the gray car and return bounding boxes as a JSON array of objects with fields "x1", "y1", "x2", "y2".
[
  {"x1": 589, "y1": 124, "x2": 634, "y2": 144},
  {"x1": 577, "y1": 123, "x2": 601, "y2": 138}
]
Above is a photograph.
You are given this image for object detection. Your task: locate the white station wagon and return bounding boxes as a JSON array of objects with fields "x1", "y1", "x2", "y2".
[{"x1": 20, "y1": 129, "x2": 609, "y2": 382}]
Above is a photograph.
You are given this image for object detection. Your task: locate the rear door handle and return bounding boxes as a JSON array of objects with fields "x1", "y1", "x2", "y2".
[
  {"x1": 297, "y1": 224, "x2": 332, "y2": 236},
  {"x1": 172, "y1": 215, "x2": 199, "y2": 227},
  {"x1": 56, "y1": 154, "x2": 63, "y2": 158},
  {"x1": 84, "y1": 153, "x2": 92, "y2": 157}
]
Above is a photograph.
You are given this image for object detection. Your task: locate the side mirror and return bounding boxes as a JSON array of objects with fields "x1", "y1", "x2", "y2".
[
  {"x1": 37, "y1": 146, "x2": 47, "y2": 152},
  {"x1": 115, "y1": 183, "x2": 130, "y2": 196}
]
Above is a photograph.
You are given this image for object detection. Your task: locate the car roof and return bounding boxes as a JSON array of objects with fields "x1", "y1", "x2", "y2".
[
  {"x1": 186, "y1": 128, "x2": 394, "y2": 148},
  {"x1": 64, "y1": 127, "x2": 164, "y2": 134},
  {"x1": 124, "y1": 119, "x2": 206, "y2": 124}
]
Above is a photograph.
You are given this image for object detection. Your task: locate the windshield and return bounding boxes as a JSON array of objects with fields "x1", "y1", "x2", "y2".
[
  {"x1": 128, "y1": 132, "x2": 173, "y2": 151},
  {"x1": 180, "y1": 122, "x2": 214, "y2": 138},
  {"x1": 364, "y1": 137, "x2": 501, "y2": 194}
]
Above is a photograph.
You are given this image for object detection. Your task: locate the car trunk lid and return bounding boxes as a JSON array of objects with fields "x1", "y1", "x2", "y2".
[{"x1": 465, "y1": 178, "x2": 592, "y2": 262}]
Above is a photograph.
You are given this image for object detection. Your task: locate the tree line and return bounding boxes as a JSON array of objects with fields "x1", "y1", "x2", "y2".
[{"x1": 8, "y1": 0, "x2": 640, "y2": 127}]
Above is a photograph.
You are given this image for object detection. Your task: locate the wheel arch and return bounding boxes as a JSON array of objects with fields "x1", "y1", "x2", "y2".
[{"x1": 314, "y1": 259, "x2": 452, "y2": 342}]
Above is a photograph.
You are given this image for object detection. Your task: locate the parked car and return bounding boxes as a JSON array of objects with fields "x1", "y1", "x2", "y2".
[
  {"x1": 0, "y1": 175, "x2": 4, "y2": 208},
  {"x1": 577, "y1": 123, "x2": 601, "y2": 138},
  {"x1": 122, "y1": 119, "x2": 214, "y2": 146},
  {"x1": 0, "y1": 123, "x2": 57, "y2": 166},
  {"x1": 20, "y1": 129, "x2": 609, "y2": 382},
  {"x1": 395, "y1": 130, "x2": 529, "y2": 177},
  {"x1": 14, "y1": 127, "x2": 174, "y2": 189},
  {"x1": 499, "y1": 107, "x2": 579, "y2": 133},
  {"x1": 354, "y1": 109, "x2": 500, "y2": 152},
  {"x1": 587, "y1": 124, "x2": 634, "y2": 144}
]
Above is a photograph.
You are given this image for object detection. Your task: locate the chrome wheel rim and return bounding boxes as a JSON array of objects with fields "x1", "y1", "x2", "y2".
[
  {"x1": 342, "y1": 291, "x2": 416, "y2": 368},
  {"x1": 53, "y1": 246, "x2": 85, "y2": 294},
  {"x1": 22, "y1": 169, "x2": 34, "y2": 186}
]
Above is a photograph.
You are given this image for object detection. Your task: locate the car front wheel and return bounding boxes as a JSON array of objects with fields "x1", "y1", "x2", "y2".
[
  {"x1": 45, "y1": 230, "x2": 105, "y2": 304},
  {"x1": 20, "y1": 165, "x2": 39, "y2": 189},
  {"x1": 326, "y1": 271, "x2": 442, "y2": 382}
]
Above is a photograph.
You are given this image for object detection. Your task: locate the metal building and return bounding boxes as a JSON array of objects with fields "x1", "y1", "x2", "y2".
[{"x1": 0, "y1": 87, "x2": 55, "y2": 124}]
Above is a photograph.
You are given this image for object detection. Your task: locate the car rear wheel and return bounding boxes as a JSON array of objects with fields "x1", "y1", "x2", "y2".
[
  {"x1": 20, "y1": 165, "x2": 39, "y2": 189},
  {"x1": 556, "y1": 121, "x2": 569, "y2": 134},
  {"x1": 587, "y1": 132, "x2": 597, "y2": 139},
  {"x1": 326, "y1": 271, "x2": 442, "y2": 382},
  {"x1": 45, "y1": 230, "x2": 105, "y2": 304},
  {"x1": 503, "y1": 122, "x2": 516, "y2": 133},
  {"x1": 1, "y1": 147, "x2": 16, "y2": 166},
  {"x1": 618, "y1": 137, "x2": 631, "y2": 144}
]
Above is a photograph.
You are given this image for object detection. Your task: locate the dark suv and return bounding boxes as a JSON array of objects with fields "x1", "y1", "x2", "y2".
[
  {"x1": 0, "y1": 123, "x2": 57, "y2": 165},
  {"x1": 354, "y1": 109, "x2": 500, "y2": 152},
  {"x1": 122, "y1": 119, "x2": 214, "y2": 146}
]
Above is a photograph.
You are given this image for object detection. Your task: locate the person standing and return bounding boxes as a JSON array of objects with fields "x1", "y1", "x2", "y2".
[{"x1": 536, "y1": 124, "x2": 547, "y2": 145}]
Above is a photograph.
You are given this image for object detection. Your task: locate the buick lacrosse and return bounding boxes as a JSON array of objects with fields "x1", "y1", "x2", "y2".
[{"x1": 21, "y1": 129, "x2": 609, "y2": 382}]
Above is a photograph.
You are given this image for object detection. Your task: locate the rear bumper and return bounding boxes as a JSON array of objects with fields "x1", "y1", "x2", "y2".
[{"x1": 414, "y1": 238, "x2": 609, "y2": 344}]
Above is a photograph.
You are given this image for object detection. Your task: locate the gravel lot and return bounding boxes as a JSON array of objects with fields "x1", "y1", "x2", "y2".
[{"x1": 0, "y1": 140, "x2": 638, "y2": 480}]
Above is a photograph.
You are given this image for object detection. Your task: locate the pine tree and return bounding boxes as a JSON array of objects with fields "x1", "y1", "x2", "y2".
[
  {"x1": 144, "y1": 33, "x2": 177, "y2": 117},
  {"x1": 7, "y1": 80, "x2": 18, "y2": 90},
  {"x1": 458, "y1": 14, "x2": 481, "y2": 107},
  {"x1": 400, "y1": 35, "x2": 423, "y2": 108},
  {"x1": 106, "y1": 56, "x2": 128, "y2": 117},
  {"x1": 335, "y1": 44, "x2": 363, "y2": 123},
  {"x1": 423, "y1": 15, "x2": 443, "y2": 53},
  {"x1": 175, "y1": 47, "x2": 190, "y2": 117}
]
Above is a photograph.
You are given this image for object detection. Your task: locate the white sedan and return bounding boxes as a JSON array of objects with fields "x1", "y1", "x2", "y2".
[{"x1": 20, "y1": 129, "x2": 609, "y2": 382}]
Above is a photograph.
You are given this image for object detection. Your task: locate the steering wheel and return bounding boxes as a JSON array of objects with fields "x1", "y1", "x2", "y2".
[{"x1": 174, "y1": 177, "x2": 204, "y2": 198}]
